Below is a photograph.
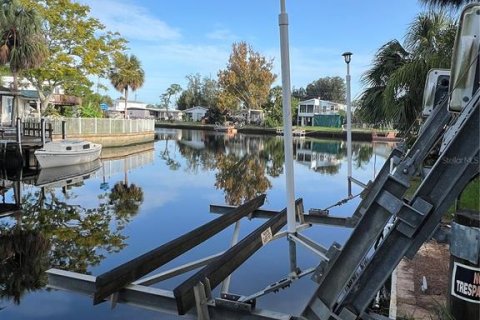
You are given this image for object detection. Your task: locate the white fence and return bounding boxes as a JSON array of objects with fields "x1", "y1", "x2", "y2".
[{"x1": 25, "y1": 118, "x2": 155, "y2": 135}]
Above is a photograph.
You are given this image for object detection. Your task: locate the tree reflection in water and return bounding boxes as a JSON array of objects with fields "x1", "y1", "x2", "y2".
[
  {"x1": 160, "y1": 139, "x2": 181, "y2": 171},
  {"x1": 353, "y1": 144, "x2": 373, "y2": 169},
  {"x1": 178, "y1": 133, "x2": 276, "y2": 205},
  {"x1": 109, "y1": 182, "x2": 144, "y2": 222},
  {"x1": 0, "y1": 228, "x2": 49, "y2": 304},
  {"x1": 20, "y1": 188, "x2": 128, "y2": 273},
  {"x1": 215, "y1": 154, "x2": 271, "y2": 206},
  {"x1": 0, "y1": 169, "x2": 143, "y2": 304}
]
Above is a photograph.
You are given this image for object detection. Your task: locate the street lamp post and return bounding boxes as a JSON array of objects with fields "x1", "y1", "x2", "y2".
[{"x1": 342, "y1": 52, "x2": 353, "y2": 197}]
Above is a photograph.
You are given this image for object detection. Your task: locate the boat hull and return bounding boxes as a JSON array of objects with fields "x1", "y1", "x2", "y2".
[
  {"x1": 35, "y1": 159, "x2": 102, "y2": 187},
  {"x1": 35, "y1": 143, "x2": 102, "y2": 168}
]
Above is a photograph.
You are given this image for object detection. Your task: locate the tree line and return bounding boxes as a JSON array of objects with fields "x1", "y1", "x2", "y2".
[{"x1": 1, "y1": 0, "x2": 473, "y2": 129}]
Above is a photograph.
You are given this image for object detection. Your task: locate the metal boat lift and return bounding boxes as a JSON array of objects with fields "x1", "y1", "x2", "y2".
[
  {"x1": 46, "y1": 82, "x2": 479, "y2": 320},
  {"x1": 46, "y1": 87, "x2": 479, "y2": 320},
  {"x1": 46, "y1": 3, "x2": 479, "y2": 320}
]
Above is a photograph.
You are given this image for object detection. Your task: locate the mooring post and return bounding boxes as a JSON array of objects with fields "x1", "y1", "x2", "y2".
[
  {"x1": 15, "y1": 117, "x2": 22, "y2": 156},
  {"x1": 62, "y1": 120, "x2": 66, "y2": 140},
  {"x1": 41, "y1": 118, "x2": 46, "y2": 148}
]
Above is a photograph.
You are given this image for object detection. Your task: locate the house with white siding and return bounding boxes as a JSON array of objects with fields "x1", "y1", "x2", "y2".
[
  {"x1": 297, "y1": 98, "x2": 346, "y2": 127},
  {"x1": 184, "y1": 106, "x2": 208, "y2": 121},
  {"x1": 111, "y1": 99, "x2": 183, "y2": 120},
  {"x1": 0, "y1": 76, "x2": 80, "y2": 125}
]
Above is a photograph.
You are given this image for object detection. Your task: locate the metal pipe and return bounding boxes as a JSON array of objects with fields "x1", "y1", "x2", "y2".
[
  {"x1": 288, "y1": 234, "x2": 330, "y2": 261},
  {"x1": 16, "y1": 118, "x2": 22, "y2": 157},
  {"x1": 133, "y1": 252, "x2": 224, "y2": 286},
  {"x1": 279, "y1": 0, "x2": 296, "y2": 234},
  {"x1": 346, "y1": 63, "x2": 352, "y2": 189},
  {"x1": 221, "y1": 221, "x2": 241, "y2": 294},
  {"x1": 288, "y1": 238, "x2": 297, "y2": 274}
]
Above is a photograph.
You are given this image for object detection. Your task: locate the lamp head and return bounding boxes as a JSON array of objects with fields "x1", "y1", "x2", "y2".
[{"x1": 342, "y1": 52, "x2": 353, "y2": 64}]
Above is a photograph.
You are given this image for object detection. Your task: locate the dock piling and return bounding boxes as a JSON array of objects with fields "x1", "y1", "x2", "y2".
[
  {"x1": 41, "y1": 118, "x2": 46, "y2": 147},
  {"x1": 62, "y1": 120, "x2": 66, "y2": 140}
]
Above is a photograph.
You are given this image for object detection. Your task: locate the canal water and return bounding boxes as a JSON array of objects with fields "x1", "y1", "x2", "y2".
[{"x1": 0, "y1": 129, "x2": 394, "y2": 319}]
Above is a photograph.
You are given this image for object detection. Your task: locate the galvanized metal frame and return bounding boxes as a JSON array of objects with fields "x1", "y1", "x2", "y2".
[
  {"x1": 303, "y1": 90, "x2": 479, "y2": 320},
  {"x1": 47, "y1": 269, "x2": 294, "y2": 320},
  {"x1": 302, "y1": 96, "x2": 454, "y2": 319},
  {"x1": 46, "y1": 92, "x2": 476, "y2": 319},
  {"x1": 338, "y1": 93, "x2": 479, "y2": 318},
  {"x1": 47, "y1": 199, "x2": 309, "y2": 319}
]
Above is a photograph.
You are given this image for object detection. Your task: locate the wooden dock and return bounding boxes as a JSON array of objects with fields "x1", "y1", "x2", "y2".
[{"x1": 0, "y1": 119, "x2": 53, "y2": 169}]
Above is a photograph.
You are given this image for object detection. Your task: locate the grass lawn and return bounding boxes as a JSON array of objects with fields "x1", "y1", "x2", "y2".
[
  {"x1": 290, "y1": 126, "x2": 393, "y2": 133},
  {"x1": 458, "y1": 177, "x2": 479, "y2": 211},
  {"x1": 406, "y1": 176, "x2": 479, "y2": 222}
]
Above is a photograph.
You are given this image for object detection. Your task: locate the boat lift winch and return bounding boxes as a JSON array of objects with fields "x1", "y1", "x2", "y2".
[{"x1": 46, "y1": 3, "x2": 479, "y2": 320}]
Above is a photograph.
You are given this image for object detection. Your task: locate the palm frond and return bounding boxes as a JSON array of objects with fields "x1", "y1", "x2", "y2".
[
  {"x1": 419, "y1": 0, "x2": 476, "y2": 9},
  {"x1": 109, "y1": 53, "x2": 144, "y2": 94},
  {"x1": 405, "y1": 11, "x2": 454, "y2": 57},
  {"x1": 361, "y1": 40, "x2": 409, "y2": 87},
  {"x1": 0, "y1": 0, "x2": 48, "y2": 72}
]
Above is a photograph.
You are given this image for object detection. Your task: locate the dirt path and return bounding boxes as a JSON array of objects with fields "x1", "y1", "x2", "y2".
[{"x1": 395, "y1": 241, "x2": 450, "y2": 319}]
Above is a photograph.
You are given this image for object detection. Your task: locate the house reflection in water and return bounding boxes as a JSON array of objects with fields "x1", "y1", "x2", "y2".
[{"x1": 294, "y1": 139, "x2": 343, "y2": 174}]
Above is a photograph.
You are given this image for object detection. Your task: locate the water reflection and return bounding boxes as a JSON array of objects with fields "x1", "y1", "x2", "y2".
[
  {"x1": 0, "y1": 148, "x2": 154, "y2": 304},
  {"x1": 161, "y1": 129, "x2": 381, "y2": 205},
  {"x1": 174, "y1": 132, "x2": 275, "y2": 205},
  {"x1": 0, "y1": 229, "x2": 49, "y2": 304},
  {"x1": 0, "y1": 131, "x2": 393, "y2": 315}
]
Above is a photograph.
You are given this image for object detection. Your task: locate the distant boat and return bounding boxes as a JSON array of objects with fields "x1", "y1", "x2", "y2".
[
  {"x1": 34, "y1": 140, "x2": 102, "y2": 168},
  {"x1": 371, "y1": 131, "x2": 403, "y2": 142},
  {"x1": 214, "y1": 122, "x2": 237, "y2": 134}
]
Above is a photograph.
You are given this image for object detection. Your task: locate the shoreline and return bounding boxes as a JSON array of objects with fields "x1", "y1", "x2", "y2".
[{"x1": 155, "y1": 121, "x2": 381, "y2": 142}]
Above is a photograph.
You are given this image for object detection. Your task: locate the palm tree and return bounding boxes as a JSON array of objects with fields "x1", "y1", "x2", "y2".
[
  {"x1": 109, "y1": 53, "x2": 145, "y2": 119},
  {"x1": 358, "y1": 11, "x2": 456, "y2": 131},
  {"x1": 0, "y1": 0, "x2": 47, "y2": 124},
  {"x1": 357, "y1": 40, "x2": 409, "y2": 126},
  {"x1": 109, "y1": 181, "x2": 144, "y2": 220},
  {"x1": 161, "y1": 83, "x2": 182, "y2": 119}
]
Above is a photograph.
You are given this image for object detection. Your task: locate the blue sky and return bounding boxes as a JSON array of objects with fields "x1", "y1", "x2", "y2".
[{"x1": 80, "y1": 0, "x2": 427, "y2": 105}]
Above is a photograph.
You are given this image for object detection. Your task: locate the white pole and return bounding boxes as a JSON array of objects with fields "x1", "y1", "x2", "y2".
[
  {"x1": 346, "y1": 62, "x2": 352, "y2": 197},
  {"x1": 279, "y1": 0, "x2": 296, "y2": 233}
]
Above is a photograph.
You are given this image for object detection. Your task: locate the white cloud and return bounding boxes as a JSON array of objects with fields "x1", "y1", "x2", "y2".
[
  {"x1": 104, "y1": 43, "x2": 231, "y2": 103},
  {"x1": 79, "y1": 0, "x2": 181, "y2": 42},
  {"x1": 206, "y1": 28, "x2": 237, "y2": 41}
]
